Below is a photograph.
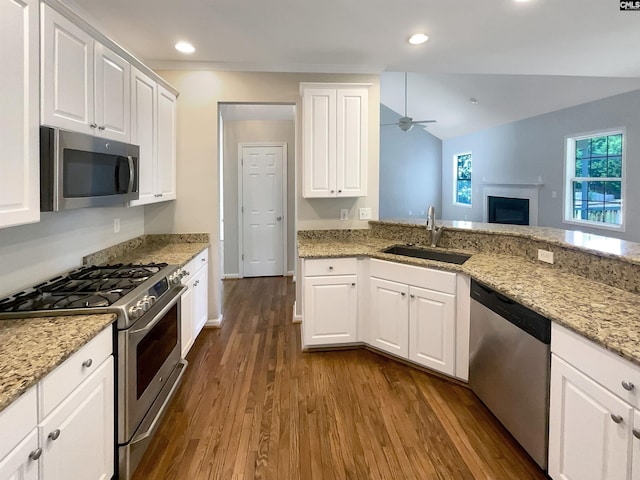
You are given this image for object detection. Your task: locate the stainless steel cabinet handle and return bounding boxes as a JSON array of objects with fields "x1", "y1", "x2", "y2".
[
  {"x1": 611, "y1": 413, "x2": 624, "y2": 424},
  {"x1": 29, "y1": 448, "x2": 42, "y2": 461},
  {"x1": 622, "y1": 380, "x2": 635, "y2": 391},
  {"x1": 98, "y1": 125, "x2": 106, "y2": 131},
  {"x1": 82, "y1": 359, "x2": 93, "y2": 368},
  {"x1": 634, "y1": 429, "x2": 640, "y2": 440},
  {"x1": 49, "y1": 429, "x2": 61, "y2": 441},
  {"x1": 89, "y1": 123, "x2": 97, "y2": 128}
]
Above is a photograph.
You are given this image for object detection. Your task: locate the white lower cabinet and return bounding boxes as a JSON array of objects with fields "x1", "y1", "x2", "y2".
[
  {"x1": 549, "y1": 323, "x2": 640, "y2": 480},
  {"x1": 302, "y1": 258, "x2": 358, "y2": 346},
  {"x1": 0, "y1": 327, "x2": 114, "y2": 480},
  {"x1": 369, "y1": 277, "x2": 409, "y2": 357},
  {"x1": 39, "y1": 358, "x2": 114, "y2": 480},
  {"x1": 181, "y1": 249, "x2": 209, "y2": 357}
]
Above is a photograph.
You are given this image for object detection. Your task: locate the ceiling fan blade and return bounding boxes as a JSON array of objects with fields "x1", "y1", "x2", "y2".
[
  {"x1": 411, "y1": 120, "x2": 438, "y2": 124},
  {"x1": 380, "y1": 122, "x2": 401, "y2": 126}
]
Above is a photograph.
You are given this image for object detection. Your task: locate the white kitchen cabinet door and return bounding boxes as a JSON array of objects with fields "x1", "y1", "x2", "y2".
[
  {"x1": 94, "y1": 42, "x2": 130, "y2": 142},
  {"x1": 41, "y1": 4, "x2": 95, "y2": 134},
  {"x1": 129, "y1": 67, "x2": 157, "y2": 207},
  {"x1": 180, "y1": 280, "x2": 194, "y2": 357},
  {"x1": 192, "y1": 266, "x2": 209, "y2": 338},
  {"x1": 39, "y1": 357, "x2": 114, "y2": 480},
  {"x1": 633, "y1": 410, "x2": 640, "y2": 480},
  {"x1": 156, "y1": 85, "x2": 177, "y2": 201},
  {"x1": 0, "y1": 0, "x2": 39, "y2": 228},
  {"x1": 302, "y1": 88, "x2": 336, "y2": 198},
  {"x1": 336, "y1": 88, "x2": 367, "y2": 197},
  {"x1": 303, "y1": 275, "x2": 357, "y2": 346},
  {"x1": 369, "y1": 277, "x2": 409, "y2": 357},
  {"x1": 549, "y1": 355, "x2": 632, "y2": 480},
  {"x1": 0, "y1": 430, "x2": 39, "y2": 480},
  {"x1": 408, "y1": 286, "x2": 456, "y2": 376}
]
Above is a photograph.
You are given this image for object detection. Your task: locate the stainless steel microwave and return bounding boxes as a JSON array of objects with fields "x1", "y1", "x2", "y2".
[{"x1": 40, "y1": 126, "x2": 140, "y2": 211}]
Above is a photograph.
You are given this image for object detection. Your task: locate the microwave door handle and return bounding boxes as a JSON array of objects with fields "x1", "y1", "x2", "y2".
[{"x1": 127, "y1": 156, "x2": 135, "y2": 193}]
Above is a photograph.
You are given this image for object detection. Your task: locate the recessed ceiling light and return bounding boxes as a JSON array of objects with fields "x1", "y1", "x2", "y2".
[
  {"x1": 470, "y1": 98, "x2": 479, "y2": 104},
  {"x1": 408, "y1": 33, "x2": 429, "y2": 45},
  {"x1": 175, "y1": 41, "x2": 195, "y2": 54}
]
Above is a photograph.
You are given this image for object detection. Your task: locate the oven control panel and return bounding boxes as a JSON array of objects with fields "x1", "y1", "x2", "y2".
[{"x1": 168, "y1": 268, "x2": 188, "y2": 285}]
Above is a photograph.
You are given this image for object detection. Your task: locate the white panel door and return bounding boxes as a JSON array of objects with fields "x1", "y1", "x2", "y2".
[
  {"x1": 129, "y1": 67, "x2": 157, "y2": 206},
  {"x1": 41, "y1": 5, "x2": 94, "y2": 133},
  {"x1": 156, "y1": 85, "x2": 177, "y2": 200},
  {"x1": 0, "y1": 430, "x2": 38, "y2": 480},
  {"x1": 369, "y1": 277, "x2": 409, "y2": 357},
  {"x1": 336, "y1": 88, "x2": 367, "y2": 197},
  {"x1": 0, "y1": 0, "x2": 39, "y2": 228},
  {"x1": 241, "y1": 145, "x2": 284, "y2": 277},
  {"x1": 39, "y1": 357, "x2": 114, "y2": 480},
  {"x1": 409, "y1": 286, "x2": 456, "y2": 375},
  {"x1": 549, "y1": 355, "x2": 632, "y2": 480},
  {"x1": 94, "y1": 43, "x2": 130, "y2": 141},
  {"x1": 303, "y1": 88, "x2": 336, "y2": 197},
  {"x1": 303, "y1": 275, "x2": 357, "y2": 346}
]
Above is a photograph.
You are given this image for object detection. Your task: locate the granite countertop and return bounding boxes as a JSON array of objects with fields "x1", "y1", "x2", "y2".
[
  {"x1": 105, "y1": 242, "x2": 209, "y2": 266},
  {"x1": 298, "y1": 236, "x2": 640, "y2": 367},
  {"x1": 0, "y1": 314, "x2": 116, "y2": 413}
]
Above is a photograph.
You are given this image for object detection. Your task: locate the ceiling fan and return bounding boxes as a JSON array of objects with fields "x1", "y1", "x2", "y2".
[{"x1": 381, "y1": 72, "x2": 437, "y2": 132}]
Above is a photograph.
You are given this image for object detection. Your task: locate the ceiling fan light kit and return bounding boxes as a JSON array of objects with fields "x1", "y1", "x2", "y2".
[{"x1": 382, "y1": 72, "x2": 437, "y2": 132}]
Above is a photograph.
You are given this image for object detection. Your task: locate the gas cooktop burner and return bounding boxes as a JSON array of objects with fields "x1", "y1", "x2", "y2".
[{"x1": 0, "y1": 262, "x2": 170, "y2": 313}]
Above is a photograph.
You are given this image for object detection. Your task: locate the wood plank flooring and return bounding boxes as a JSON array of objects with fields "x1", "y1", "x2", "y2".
[{"x1": 132, "y1": 276, "x2": 547, "y2": 480}]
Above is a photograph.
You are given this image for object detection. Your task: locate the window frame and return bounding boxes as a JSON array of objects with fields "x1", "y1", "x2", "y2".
[
  {"x1": 453, "y1": 152, "x2": 472, "y2": 207},
  {"x1": 563, "y1": 128, "x2": 626, "y2": 232}
]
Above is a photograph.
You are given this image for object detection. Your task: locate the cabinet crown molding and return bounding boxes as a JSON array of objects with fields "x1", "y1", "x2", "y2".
[{"x1": 299, "y1": 82, "x2": 372, "y2": 94}]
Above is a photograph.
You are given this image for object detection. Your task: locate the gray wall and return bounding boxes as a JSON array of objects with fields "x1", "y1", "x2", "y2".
[
  {"x1": 379, "y1": 104, "x2": 442, "y2": 220},
  {"x1": 222, "y1": 119, "x2": 296, "y2": 276},
  {"x1": 442, "y1": 89, "x2": 640, "y2": 241}
]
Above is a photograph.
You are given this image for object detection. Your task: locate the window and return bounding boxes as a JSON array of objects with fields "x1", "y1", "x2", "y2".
[
  {"x1": 565, "y1": 130, "x2": 624, "y2": 230},
  {"x1": 454, "y1": 153, "x2": 472, "y2": 206}
]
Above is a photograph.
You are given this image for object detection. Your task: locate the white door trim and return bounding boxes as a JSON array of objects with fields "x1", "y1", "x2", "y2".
[{"x1": 238, "y1": 142, "x2": 288, "y2": 278}]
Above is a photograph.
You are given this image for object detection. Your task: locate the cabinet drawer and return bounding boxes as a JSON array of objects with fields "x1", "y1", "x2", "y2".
[
  {"x1": 182, "y1": 248, "x2": 208, "y2": 283},
  {"x1": 0, "y1": 387, "x2": 37, "y2": 462},
  {"x1": 39, "y1": 327, "x2": 113, "y2": 419},
  {"x1": 552, "y1": 323, "x2": 640, "y2": 409},
  {"x1": 370, "y1": 259, "x2": 456, "y2": 294},
  {"x1": 304, "y1": 258, "x2": 357, "y2": 277}
]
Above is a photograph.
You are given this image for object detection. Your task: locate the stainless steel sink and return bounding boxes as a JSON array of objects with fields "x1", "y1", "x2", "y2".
[{"x1": 382, "y1": 245, "x2": 471, "y2": 264}]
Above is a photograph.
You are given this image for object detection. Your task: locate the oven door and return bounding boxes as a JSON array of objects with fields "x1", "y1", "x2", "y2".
[{"x1": 118, "y1": 285, "x2": 186, "y2": 443}]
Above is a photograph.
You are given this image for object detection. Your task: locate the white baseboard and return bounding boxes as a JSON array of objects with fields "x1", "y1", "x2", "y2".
[
  {"x1": 287, "y1": 270, "x2": 294, "y2": 277},
  {"x1": 222, "y1": 274, "x2": 240, "y2": 280},
  {"x1": 292, "y1": 301, "x2": 302, "y2": 323},
  {"x1": 206, "y1": 315, "x2": 223, "y2": 328}
]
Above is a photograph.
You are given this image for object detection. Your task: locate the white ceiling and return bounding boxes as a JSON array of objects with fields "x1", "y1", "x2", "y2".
[{"x1": 62, "y1": 0, "x2": 640, "y2": 139}]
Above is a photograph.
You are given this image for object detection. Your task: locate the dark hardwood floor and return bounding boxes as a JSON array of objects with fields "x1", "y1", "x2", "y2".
[{"x1": 133, "y1": 276, "x2": 547, "y2": 480}]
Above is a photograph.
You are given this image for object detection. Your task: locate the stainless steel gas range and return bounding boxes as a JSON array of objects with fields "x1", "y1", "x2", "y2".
[{"x1": 0, "y1": 262, "x2": 188, "y2": 479}]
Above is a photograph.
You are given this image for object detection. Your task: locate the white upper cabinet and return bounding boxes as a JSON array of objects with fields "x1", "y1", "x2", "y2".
[
  {"x1": 0, "y1": 0, "x2": 40, "y2": 229},
  {"x1": 301, "y1": 84, "x2": 368, "y2": 198},
  {"x1": 42, "y1": 4, "x2": 130, "y2": 142},
  {"x1": 156, "y1": 85, "x2": 177, "y2": 201}
]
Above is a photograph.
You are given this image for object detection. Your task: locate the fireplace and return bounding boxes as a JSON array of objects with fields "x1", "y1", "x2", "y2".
[{"x1": 488, "y1": 196, "x2": 530, "y2": 225}]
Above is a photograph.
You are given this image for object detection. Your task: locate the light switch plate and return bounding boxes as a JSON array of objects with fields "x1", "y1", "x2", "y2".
[
  {"x1": 340, "y1": 209, "x2": 348, "y2": 220},
  {"x1": 114, "y1": 218, "x2": 120, "y2": 233},
  {"x1": 359, "y1": 208, "x2": 372, "y2": 220},
  {"x1": 538, "y1": 249, "x2": 554, "y2": 264}
]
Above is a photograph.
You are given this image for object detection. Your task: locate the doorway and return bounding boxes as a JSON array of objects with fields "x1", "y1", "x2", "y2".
[{"x1": 239, "y1": 143, "x2": 287, "y2": 277}]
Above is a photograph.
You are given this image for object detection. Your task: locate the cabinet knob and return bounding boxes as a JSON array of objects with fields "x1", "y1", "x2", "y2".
[
  {"x1": 351, "y1": 283, "x2": 356, "y2": 286},
  {"x1": 328, "y1": 266, "x2": 333, "y2": 270},
  {"x1": 401, "y1": 292, "x2": 406, "y2": 297},
  {"x1": 98, "y1": 125, "x2": 106, "y2": 131},
  {"x1": 29, "y1": 448, "x2": 42, "y2": 461},
  {"x1": 48, "y1": 429, "x2": 61, "y2": 441},
  {"x1": 622, "y1": 380, "x2": 635, "y2": 391},
  {"x1": 338, "y1": 190, "x2": 342, "y2": 193},
  {"x1": 89, "y1": 123, "x2": 97, "y2": 129},
  {"x1": 610, "y1": 413, "x2": 624, "y2": 424},
  {"x1": 82, "y1": 358, "x2": 93, "y2": 368},
  {"x1": 276, "y1": 216, "x2": 282, "y2": 221},
  {"x1": 634, "y1": 429, "x2": 640, "y2": 440},
  {"x1": 201, "y1": 258, "x2": 206, "y2": 262},
  {"x1": 410, "y1": 294, "x2": 415, "y2": 299},
  {"x1": 330, "y1": 190, "x2": 335, "y2": 194}
]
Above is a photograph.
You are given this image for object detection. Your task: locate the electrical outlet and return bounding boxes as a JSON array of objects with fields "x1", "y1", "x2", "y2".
[
  {"x1": 359, "y1": 207, "x2": 372, "y2": 220},
  {"x1": 538, "y1": 249, "x2": 554, "y2": 264},
  {"x1": 340, "y1": 209, "x2": 348, "y2": 220},
  {"x1": 114, "y1": 218, "x2": 120, "y2": 233},
  {"x1": 552, "y1": 191, "x2": 557, "y2": 199}
]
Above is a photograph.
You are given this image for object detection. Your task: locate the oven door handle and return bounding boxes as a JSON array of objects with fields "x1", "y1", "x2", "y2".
[
  {"x1": 130, "y1": 359, "x2": 188, "y2": 445},
  {"x1": 129, "y1": 285, "x2": 187, "y2": 335}
]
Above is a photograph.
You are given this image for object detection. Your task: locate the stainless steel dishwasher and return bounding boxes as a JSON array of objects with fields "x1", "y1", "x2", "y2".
[{"x1": 469, "y1": 280, "x2": 551, "y2": 470}]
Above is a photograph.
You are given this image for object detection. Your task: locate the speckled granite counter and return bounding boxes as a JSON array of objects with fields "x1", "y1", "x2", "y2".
[
  {"x1": 0, "y1": 314, "x2": 115, "y2": 413},
  {"x1": 298, "y1": 224, "x2": 640, "y2": 368},
  {"x1": 83, "y1": 233, "x2": 209, "y2": 267}
]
